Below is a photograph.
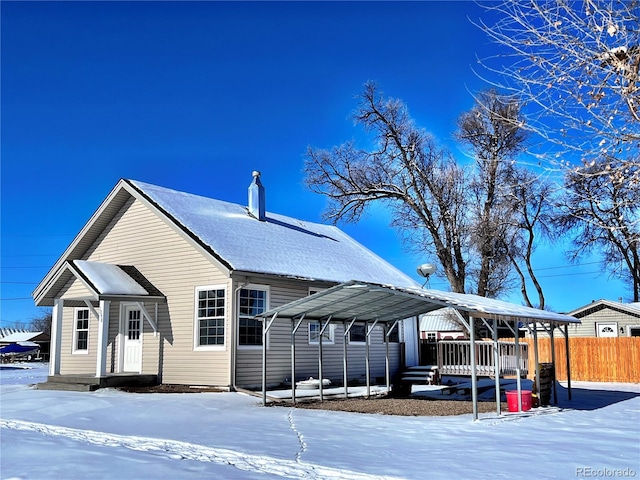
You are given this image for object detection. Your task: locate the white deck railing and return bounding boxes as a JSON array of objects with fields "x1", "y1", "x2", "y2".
[{"x1": 437, "y1": 340, "x2": 528, "y2": 377}]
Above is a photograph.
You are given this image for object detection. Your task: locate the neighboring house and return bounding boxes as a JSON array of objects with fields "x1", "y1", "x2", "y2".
[
  {"x1": 419, "y1": 308, "x2": 466, "y2": 342},
  {"x1": 567, "y1": 299, "x2": 640, "y2": 338},
  {"x1": 32, "y1": 173, "x2": 421, "y2": 389},
  {"x1": 418, "y1": 307, "x2": 466, "y2": 366}
]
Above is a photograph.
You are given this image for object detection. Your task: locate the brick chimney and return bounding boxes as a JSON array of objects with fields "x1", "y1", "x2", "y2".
[{"x1": 248, "y1": 171, "x2": 266, "y2": 221}]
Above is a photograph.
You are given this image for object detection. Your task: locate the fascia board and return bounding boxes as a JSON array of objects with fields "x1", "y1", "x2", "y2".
[{"x1": 34, "y1": 261, "x2": 100, "y2": 306}]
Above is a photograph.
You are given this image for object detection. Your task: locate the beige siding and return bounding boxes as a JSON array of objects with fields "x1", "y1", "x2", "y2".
[
  {"x1": 83, "y1": 197, "x2": 232, "y2": 386},
  {"x1": 58, "y1": 302, "x2": 98, "y2": 375},
  {"x1": 60, "y1": 277, "x2": 95, "y2": 300},
  {"x1": 55, "y1": 195, "x2": 402, "y2": 388}
]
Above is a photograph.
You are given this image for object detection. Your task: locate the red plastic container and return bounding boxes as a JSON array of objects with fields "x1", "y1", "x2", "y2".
[{"x1": 506, "y1": 390, "x2": 532, "y2": 412}]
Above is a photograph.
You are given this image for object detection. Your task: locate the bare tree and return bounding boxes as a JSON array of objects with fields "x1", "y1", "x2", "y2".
[
  {"x1": 30, "y1": 309, "x2": 52, "y2": 335},
  {"x1": 476, "y1": 0, "x2": 639, "y2": 175},
  {"x1": 555, "y1": 157, "x2": 640, "y2": 301},
  {"x1": 306, "y1": 84, "x2": 531, "y2": 299},
  {"x1": 305, "y1": 83, "x2": 470, "y2": 293},
  {"x1": 455, "y1": 89, "x2": 528, "y2": 298},
  {"x1": 502, "y1": 168, "x2": 558, "y2": 309}
]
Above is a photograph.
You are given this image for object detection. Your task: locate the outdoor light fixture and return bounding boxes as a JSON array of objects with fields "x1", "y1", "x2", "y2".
[{"x1": 417, "y1": 263, "x2": 436, "y2": 288}]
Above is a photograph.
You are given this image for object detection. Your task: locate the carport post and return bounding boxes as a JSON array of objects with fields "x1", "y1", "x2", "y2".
[
  {"x1": 365, "y1": 319, "x2": 379, "y2": 398},
  {"x1": 515, "y1": 318, "x2": 523, "y2": 412},
  {"x1": 492, "y1": 317, "x2": 501, "y2": 416},
  {"x1": 564, "y1": 324, "x2": 572, "y2": 401},
  {"x1": 532, "y1": 322, "x2": 541, "y2": 407},
  {"x1": 262, "y1": 313, "x2": 277, "y2": 406},
  {"x1": 385, "y1": 324, "x2": 390, "y2": 394},
  {"x1": 291, "y1": 315, "x2": 305, "y2": 404},
  {"x1": 318, "y1": 316, "x2": 332, "y2": 402},
  {"x1": 550, "y1": 325, "x2": 557, "y2": 404},
  {"x1": 343, "y1": 317, "x2": 356, "y2": 399},
  {"x1": 365, "y1": 321, "x2": 371, "y2": 398},
  {"x1": 470, "y1": 316, "x2": 478, "y2": 421}
]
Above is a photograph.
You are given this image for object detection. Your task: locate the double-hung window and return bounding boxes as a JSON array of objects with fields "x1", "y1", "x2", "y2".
[
  {"x1": 349, "y1": 323, "x2": 366, "y2": 344},
  {"x1": 309, "y1": 321, "x2": 335, "y2": 344},
  {"x1": 386, "y1": 323, "x2": 400, "y2": 343},
  {"x1": 73, "y1": 308, "x2": 89, "y2": 353},
  {"x1": 238, "y1": 286, "x2": 268, "y2": 347},
  {"x1": 196, "y1": 286, "x2": 226, "y2": 348}
]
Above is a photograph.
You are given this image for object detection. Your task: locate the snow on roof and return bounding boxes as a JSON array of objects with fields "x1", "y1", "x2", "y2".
[
  {"x1": 258, "y1": 281, "x2": 581, "y2": 324},
  {"x1": 420, "y1": 308, "x2": 464, "y2": 332},
  {"x1": 414, "y1": 286, "x2": 580, "y2": 323},
  {"x1": 73, "y1": 260, "x2": 148, "y2": 296},
  {"x1": 0, "y1": 328, "x2": 31, "y2": 340},
  {"x1": 130, "y1": 180, "x2": 419, "y2": 288},
  {"x1": 0, "y1": 332, "x2": 42, "y2": 343},
  {"x1": 569, "y1": 299, "x2": 640, "y2": 317}
]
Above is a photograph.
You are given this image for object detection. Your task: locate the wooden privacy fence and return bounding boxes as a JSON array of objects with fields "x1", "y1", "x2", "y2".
[{"x1": 522, "y1": 337, "x2": 640, "y2": 383}]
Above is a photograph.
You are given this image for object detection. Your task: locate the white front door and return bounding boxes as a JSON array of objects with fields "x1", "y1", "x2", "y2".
[
  {"x1": 596, "y1": 322, "x2": 618, "y2": 338},
  {"x1": 123, "y1": 306, "x2": 142, "y2": 372}
]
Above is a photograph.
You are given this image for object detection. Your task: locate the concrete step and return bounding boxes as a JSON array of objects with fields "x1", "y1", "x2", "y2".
[
  {"x1": 36, "y1": 381, "x2": 99, "y2": 392},
  {"x1": 405, "y1": 365, "x2": 439, "y2": 372},
  {"x1": 401, "y1": 365, "x2": 440, "y2": 385}
]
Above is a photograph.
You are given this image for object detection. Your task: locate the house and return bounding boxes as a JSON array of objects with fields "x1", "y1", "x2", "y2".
[
  {"x1": 418, "y1": 307, "x2": 466, "y2": 365},
  {"x1": 567, "y1": 299, "x2": 640, "y2": 337},
  {"x1": 32, "y1": 173, "x2": 421, "y2": 390},
  {"x1": 419, "y1": 308, "x2": 467, "y2": 342}
]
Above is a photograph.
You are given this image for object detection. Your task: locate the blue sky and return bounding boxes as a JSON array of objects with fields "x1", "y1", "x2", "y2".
[{"x1": 1, "y1": 1, "x2": 627, "y2": 328}]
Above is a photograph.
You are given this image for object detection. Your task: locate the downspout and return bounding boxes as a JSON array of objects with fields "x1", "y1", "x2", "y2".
[{"x1": 230, "y1": 278, "x2": 250, "y2": 392}]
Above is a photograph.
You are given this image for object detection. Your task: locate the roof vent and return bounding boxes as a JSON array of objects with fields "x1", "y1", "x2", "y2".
[{"x1": 248, "y1": 171, "x2": 266, "y2": 221}]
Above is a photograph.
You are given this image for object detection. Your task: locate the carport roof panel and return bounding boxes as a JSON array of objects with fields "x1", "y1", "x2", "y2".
[{"x1": 256, "y1": 281, "x2": 580, "y2": 324}]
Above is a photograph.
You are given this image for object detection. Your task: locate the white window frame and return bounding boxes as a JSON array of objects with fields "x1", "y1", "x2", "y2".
[
  {"x1": 238, "y1": 284, "x2": 270, "y2": 350},
  {"x1": 348, "y1": 323, "x2": 367, "y2": 345},
  {"x1": 72, "y1": 307, "x2": 90, "y2": 354},
  {"x1": 383, "y1": 323, "x2": 400, "y2": 343},
  {"x1": 194, "y1": 285, "x2": 227, "y2": 351},
  {"x1": 596, "y1": 322, "x2": 619, "y2": 338},
  {"x1": 308, "y1": 321, "x2": 335, "y2": 345},
  {"x1": 627, "y1": 325, "x2": 640, "y2": 337}
]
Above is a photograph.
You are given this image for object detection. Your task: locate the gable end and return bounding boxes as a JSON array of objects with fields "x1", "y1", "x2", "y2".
[{"x1": 124, "y1": 179, "x2": 233, "y2": 272}]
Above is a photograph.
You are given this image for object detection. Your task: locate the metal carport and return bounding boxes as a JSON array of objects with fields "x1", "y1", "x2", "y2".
[{"x1": 256, "y1": 280, "x2": 580, "y2": 420}]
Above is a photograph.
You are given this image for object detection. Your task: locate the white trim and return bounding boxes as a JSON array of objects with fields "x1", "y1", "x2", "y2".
[
  {"x1": 347, "y1": 322, "x2": 367, "y2": 345},
  {"x1": 136, "y1": 301, "x2": 158, "y2": 335},
  {"x1": 308, "y1": 287, "x2": 325, "y2": 296},
  {"x1": 596, "y1": 321, "x2": 619, "y2": 337},
  {"x1": 72, "y1": 307, "x2": 90, "y2": 355},
  {"x1": 118, "y1": 302, "x2": 144, "y2": 373},
  {"x1": 238, "y1": 283, "x2": 270, "y2": 350},
  {"x1": 194, "y1": 284, "x2": 227, "y2": 351},
  {"x1": 50, "y1": 299, "x2": 63, "y2": 375},
  {"x1": 627, "y1": 325, "x2": 640, "y2": 337},
  {"x1": 308, "y1": 321, "x2": 335, "y2": 345},
  {"x1": 96, "y1": 300, "x2": 110, "y2": 377}
]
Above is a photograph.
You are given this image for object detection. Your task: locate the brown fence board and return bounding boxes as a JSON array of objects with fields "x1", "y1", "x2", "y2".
[{"x1": 523, "y1": 337, "x2": 640, "y2": 383}]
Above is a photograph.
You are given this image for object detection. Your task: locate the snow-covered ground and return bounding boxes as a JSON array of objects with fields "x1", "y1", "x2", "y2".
[{"x1": 1, "y1": 363, "x2": 639, "y2": 480}]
